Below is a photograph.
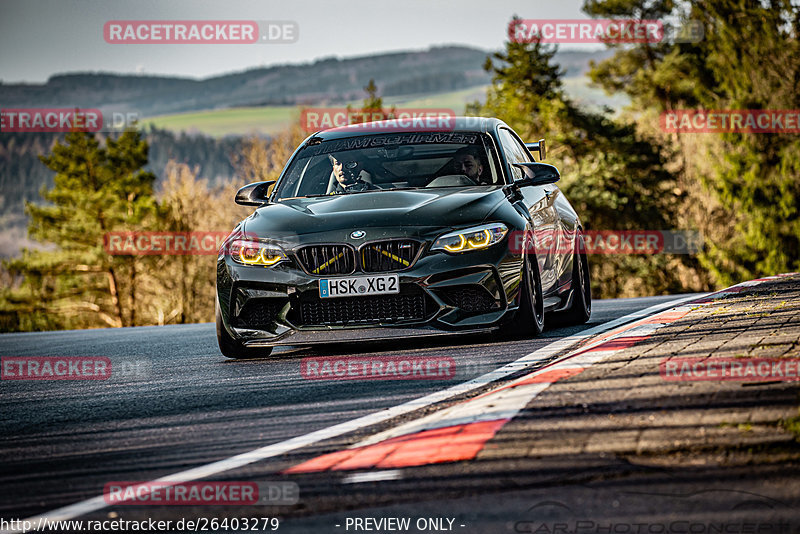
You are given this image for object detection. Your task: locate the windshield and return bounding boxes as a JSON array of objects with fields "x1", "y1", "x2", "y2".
[{"x1": 272, "y1": 132, "x2": 503, "y2": 200}]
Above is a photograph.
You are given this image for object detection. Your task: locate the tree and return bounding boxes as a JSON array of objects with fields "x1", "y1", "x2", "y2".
[
  {"x1": 153, "y1": 162, "x2": 250, "y2": 324},
  {"x1": 361, "y1": 79, "x2": 384, "y2": 114},
  {"x1": 585, "y1": 0, "x2": 800, "y2": 285},
  {"x1": 4, "y1": 130, "x2": 156, "y2": 329},
  {"x1": 344, "y1": 79, "x2": 396, "y2": 125}
]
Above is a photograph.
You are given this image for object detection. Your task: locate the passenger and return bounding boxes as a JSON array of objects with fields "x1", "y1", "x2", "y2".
[{"x1": 452, "y1": 146, "x2": 490, "y2": 185}]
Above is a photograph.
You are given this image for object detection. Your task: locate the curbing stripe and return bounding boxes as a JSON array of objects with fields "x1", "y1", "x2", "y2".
[{"x1": 284, "y1": 276, "x2": 787, "y2": 475}]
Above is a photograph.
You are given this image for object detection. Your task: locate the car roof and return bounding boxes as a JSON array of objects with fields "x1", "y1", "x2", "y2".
[{"x1": 306, "y1": 116, "x2": 506, "y2": 141}]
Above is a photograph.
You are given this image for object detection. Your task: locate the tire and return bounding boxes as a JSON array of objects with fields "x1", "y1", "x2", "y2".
[
  {"x1": 502, "y1": 251, "x2": 545, "y2": 338},
  {"x1": 557, "y1": 232, "x2": 592, "y2": 325},
  {"x1": 215, "y1": 300, "x2": 273, "y2": 359}
]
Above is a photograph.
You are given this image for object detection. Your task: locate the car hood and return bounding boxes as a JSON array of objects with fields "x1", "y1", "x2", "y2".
[{"x1": 242, "y1": 187, "x2": 508, "y2": 239}]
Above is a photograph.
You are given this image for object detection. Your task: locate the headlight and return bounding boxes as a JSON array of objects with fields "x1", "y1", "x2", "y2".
[
  {"x1": 431, "y1": 223, "x2": 508, "y2": 253},
  {"x1": 228, "y1": 239, "x2": 288, "y2": 267}
]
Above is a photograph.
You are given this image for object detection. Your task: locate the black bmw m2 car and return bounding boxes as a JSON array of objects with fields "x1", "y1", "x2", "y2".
[{"x1": 216, "y1": 117, "x2": 590, "y2": 358}]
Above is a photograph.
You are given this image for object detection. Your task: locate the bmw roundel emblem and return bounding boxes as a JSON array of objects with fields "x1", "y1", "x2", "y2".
[{"x1": 350, "y1": 230, "x2": 366, "y2": 239}]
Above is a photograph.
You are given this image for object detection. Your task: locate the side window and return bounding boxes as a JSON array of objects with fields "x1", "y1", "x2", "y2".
[{"x1": 497, "y1": 128, "x2": 533, "y2": 181}]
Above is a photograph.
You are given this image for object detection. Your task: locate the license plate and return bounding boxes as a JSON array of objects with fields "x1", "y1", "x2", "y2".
[{"x1": 319, "y1": 274, "x2": 399, "y2": 298}]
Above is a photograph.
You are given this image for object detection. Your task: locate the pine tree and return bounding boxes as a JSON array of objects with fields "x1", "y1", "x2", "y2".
[
  {"x1": 345, "y1": 79, "x2": 396, "y2": 124},
  {"x1": 585, "y1": 0, "x2": 800, "y2": 284},
  {"x1": 362, "y1": 79, "x2": 384, "y2": 114},
  {"x1": 4, "y1": 130, "x2": 156, "y2": 328}
]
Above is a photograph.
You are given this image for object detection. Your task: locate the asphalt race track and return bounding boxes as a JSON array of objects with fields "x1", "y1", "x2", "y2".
[{"x1": 1, "y1": 294, "x2": 710, "y2": 531}]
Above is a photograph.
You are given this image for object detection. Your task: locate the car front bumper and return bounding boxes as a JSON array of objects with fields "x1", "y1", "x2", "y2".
[{"x1": 216, "y1": 237, "x2": 525, "y2": 347}]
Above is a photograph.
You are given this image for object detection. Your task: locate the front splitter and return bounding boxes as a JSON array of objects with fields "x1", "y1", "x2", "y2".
[{"x1": 240, "y1": 325, "x2": 498, "y2": 348}]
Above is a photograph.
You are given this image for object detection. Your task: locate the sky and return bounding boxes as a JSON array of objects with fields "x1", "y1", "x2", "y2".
[{"x1": 0, "y1": 0, "x2": 592, "y2": 83}]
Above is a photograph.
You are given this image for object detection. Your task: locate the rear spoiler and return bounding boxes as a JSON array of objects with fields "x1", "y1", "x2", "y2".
[{"x1": 525, "y1": 139, "x2": 546, "y2": 161}]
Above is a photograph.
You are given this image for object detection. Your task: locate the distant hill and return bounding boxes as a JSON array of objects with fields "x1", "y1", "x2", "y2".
[{"x1": 0, "y1": 46, "x2": 613, "y2": 118}]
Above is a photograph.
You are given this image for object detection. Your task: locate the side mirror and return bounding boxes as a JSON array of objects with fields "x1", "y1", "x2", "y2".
[
  {"x1": 512, "y1": 162, "x2": 561, "y2": 186},
  {"x1": 235, "y1": 181, "x2": 275, "y2": 206},
  {"x1": 525, "y1": 138, "x2": 546, "y2": 161}
]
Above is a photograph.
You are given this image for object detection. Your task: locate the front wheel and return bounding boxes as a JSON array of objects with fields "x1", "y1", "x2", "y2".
[
  {"x1": 502, "y1": 253, "x2": 545, "y2": 338},
  {"x1": 216, "y1": 300, "x2": 273, "y2": 359}
]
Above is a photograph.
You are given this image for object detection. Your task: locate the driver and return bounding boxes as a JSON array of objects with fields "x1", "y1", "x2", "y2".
[
  {"x1": 453, "y1": 146, "x2": 490, "y2": 185},
  {"x1": 329, "y1": 153, "x2": 377, "y2": 194}
]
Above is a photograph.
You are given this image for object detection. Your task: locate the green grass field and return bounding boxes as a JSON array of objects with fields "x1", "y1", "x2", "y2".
[
  {"x1": 381, "y1": 86, "x2": 488, "y2": 111},
  {"x1": 144, "y1": 106, "x2": 299, "y2": 137},
  {"x1": 144, "y1": 79, "x2": 626, "y2": 138}
]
